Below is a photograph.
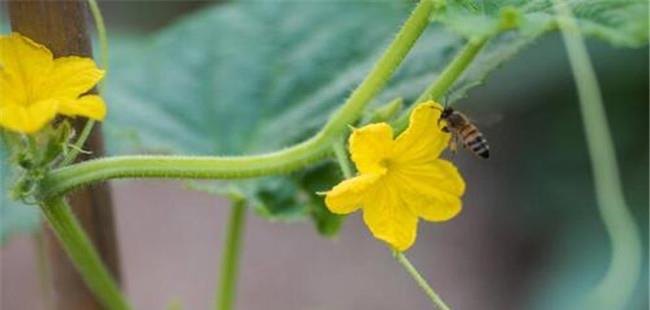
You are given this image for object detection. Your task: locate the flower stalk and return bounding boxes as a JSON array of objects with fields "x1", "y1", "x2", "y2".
[
  {"x1": 216, "y1": 198, "x2": 247, "y2": 310},
  {"x1": 394, "y1": 251, "x2": 451, "y2": 310},
  {"x1": 333, "y1": 138, "x2": 354, "y2": 178}
]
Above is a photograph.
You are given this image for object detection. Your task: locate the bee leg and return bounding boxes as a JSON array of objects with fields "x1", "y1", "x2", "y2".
[{"x1": 449, "y1": 135, "x2": 458, "y2": 154}]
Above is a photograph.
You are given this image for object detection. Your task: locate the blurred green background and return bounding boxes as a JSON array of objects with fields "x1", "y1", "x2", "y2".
[{"x1": 1, "y1": 1, "x2": 647, "y2": 309}]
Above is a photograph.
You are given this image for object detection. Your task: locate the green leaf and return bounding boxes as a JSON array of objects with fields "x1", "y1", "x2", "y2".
[
  {"x1": 104, "y1": 1, "x2": 647, "y2": 236},
  {"x1": 296, "y1": 163, "x2": 345, "y2": 237},
  {"x1": 105, "y1": 2, "x2": 428, "y2": 234},
  {"x1": 0, "y1": 143, "x2": 40, "y2": 245},
  {"x1": 436, "y1": 0, "x2": 648, "y2": 48}
]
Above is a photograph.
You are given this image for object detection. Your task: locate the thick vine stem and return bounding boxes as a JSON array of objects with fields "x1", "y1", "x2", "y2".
[
  {"x1": 553, "y1": 1, "x2": 642, "y2": 309},
  {"x1": 42, "y1": 137, "x2": 331, "y2": 198},
  {"x1": 40, "y1": 198, "x2": 132, "y2": 310},
  {"x1": 41, "y1": 0, "x2": 435, "y2": 198}
]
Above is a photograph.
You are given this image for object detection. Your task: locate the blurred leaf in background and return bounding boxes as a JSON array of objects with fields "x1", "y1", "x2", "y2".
[
  {"x1": 437, "y1": 0, "x2": 647, "y2": 47},
  {"x1": 0, "y1": 0, "x2": 645, "y2": 249},
  {"x1": 102, "y1": 1, "x2": 453, "y2": 234},
  {"x1": 457, "y1": 31, "x2": 648, "y2": 308},
  {"x1": 0, "y1": 0, "x2": 647, "y2": 308},
  {"x1": 511, "y1": 42, "x2": 649, "y2": 309},
  {"x1": 101, "y1": 0, "x2": 646, "y2": 236}
]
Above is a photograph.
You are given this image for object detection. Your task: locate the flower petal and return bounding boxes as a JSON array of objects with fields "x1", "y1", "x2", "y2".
[
  {"x1": 0, "y1": 33, "x2": 53, "y2": 105},
  {"x1": 394, "y1": 101, "x2": 450, "y2": 164},
  {"x1": 362, "y1": 181, "x2": 418, "y2": 251},
  {"x1": 393, "y1": 159, "x2": 465, "y2": 222},
  {"x1": 349, "y1": 123, "x2": 394, "y2": 174},
  {"x1": 58, "y1": 95, "x2": 107, "y2": 120},
  {"x1": 325, "y1": 173, "x2": 380, "y2": 214},
  {"x1": 0, "y1": 68, "x2": 25, "y2": 107},
  {"x1": 39, "y1": 56, "x2": 105, "y2": 100},
  {"x1": 408, "y1": 191, "x2": 462, "y2": 222},
  {"x1": 0, "y1": 100, "x2": 58, "y2": 133}
]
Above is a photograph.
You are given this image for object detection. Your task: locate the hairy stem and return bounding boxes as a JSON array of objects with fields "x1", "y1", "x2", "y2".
[
  {"x1": 333, "y1": 138, "x2": 354, "y2": 178},
  {"x1": 554, "y1": 1, "x2": 642, "y2": 309},
  {"x1": 60, "y1": 0, "x2": 108, "y2": 166},
  {"x1": 216, "y1": 199, "x2": 247, "y2": 310},
  {"x1": 42, "y1": 0, "x2": 435, "y2": 198},
  {"x1": 320, "y1": 0, "x2": 433, "y2": 136},
  {"x1": 394, "y1": 251, "x2": 450, "y2": 310},
  {"x1": 393, "y1": 37, "x2": 487, "y2": 132},
  {"x1": 40, "y1": 198, "x2": 132, "y2": 310}
]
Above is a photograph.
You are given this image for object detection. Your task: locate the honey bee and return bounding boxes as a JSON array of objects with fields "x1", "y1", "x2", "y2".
[{"x1": 438, "y1": 107, "x2": 490, "y2": 159}]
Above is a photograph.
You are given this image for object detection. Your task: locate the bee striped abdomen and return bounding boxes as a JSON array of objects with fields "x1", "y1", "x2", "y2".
[
  {"x1": 440, "y1": 107, "x2": 490, "y2": 159},
  {"x1": 460, "y1": 125, "x2": 490, "y2": 159}
]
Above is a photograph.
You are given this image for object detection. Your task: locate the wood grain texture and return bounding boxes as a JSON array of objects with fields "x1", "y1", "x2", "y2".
[{"x1": 8, "y1": 1, "x2": 123, "y2": 309}]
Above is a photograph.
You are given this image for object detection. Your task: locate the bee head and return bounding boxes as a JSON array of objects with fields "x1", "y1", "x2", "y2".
[{"x1": 440, "y1": 107, "x2": 454, "y2": 119}]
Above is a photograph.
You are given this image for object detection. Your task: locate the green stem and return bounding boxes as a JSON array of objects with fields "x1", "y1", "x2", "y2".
[
  {"x1": 216, "y1": 199, "x2": 247, "y2": 310},
  {"x1": 393, "y1": 37, "x2": 487, "y2": 132},
  {"x1": 42, "y1": 0, "x2": 435, "y2": 198},
  {"x1": 60, "y1": 0, "x2": 108, "y2": 167},
  {"x1": 43, "y1": 144, "x2": 329, "y2": 198},
  {"x1": 553, "y1": 1, "x2": 642, "y2": 309},
  {"x1": 321, "y1": 0, "x2": 433, "y2": 136},
  {"x1": 333, "y1": 138, "x2": 354, "y2": 179},
  {"x1": 394, "y1": 251, "x2": 450, "y2": 310},
  {"x1": 40, "y1": 198, "x2": 132, "y2": 310}
]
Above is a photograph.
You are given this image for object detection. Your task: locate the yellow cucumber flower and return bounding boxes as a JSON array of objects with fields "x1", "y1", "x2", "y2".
[
  {"x1": 0, "y1": 32, "x2": 106, "y2": 134},
  {"x1": 325, "y1": 101, "x2": 465, "y2": 251}
]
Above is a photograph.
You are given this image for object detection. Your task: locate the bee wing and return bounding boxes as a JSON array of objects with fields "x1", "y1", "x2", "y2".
[{"x1": 470, "y1": 113, "x2": 504, "y2": 128}]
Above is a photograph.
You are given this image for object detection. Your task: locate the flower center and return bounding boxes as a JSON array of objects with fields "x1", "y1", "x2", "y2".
[{"x1": 379, "y1": 158, "x2": 395, "y2": 170}]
